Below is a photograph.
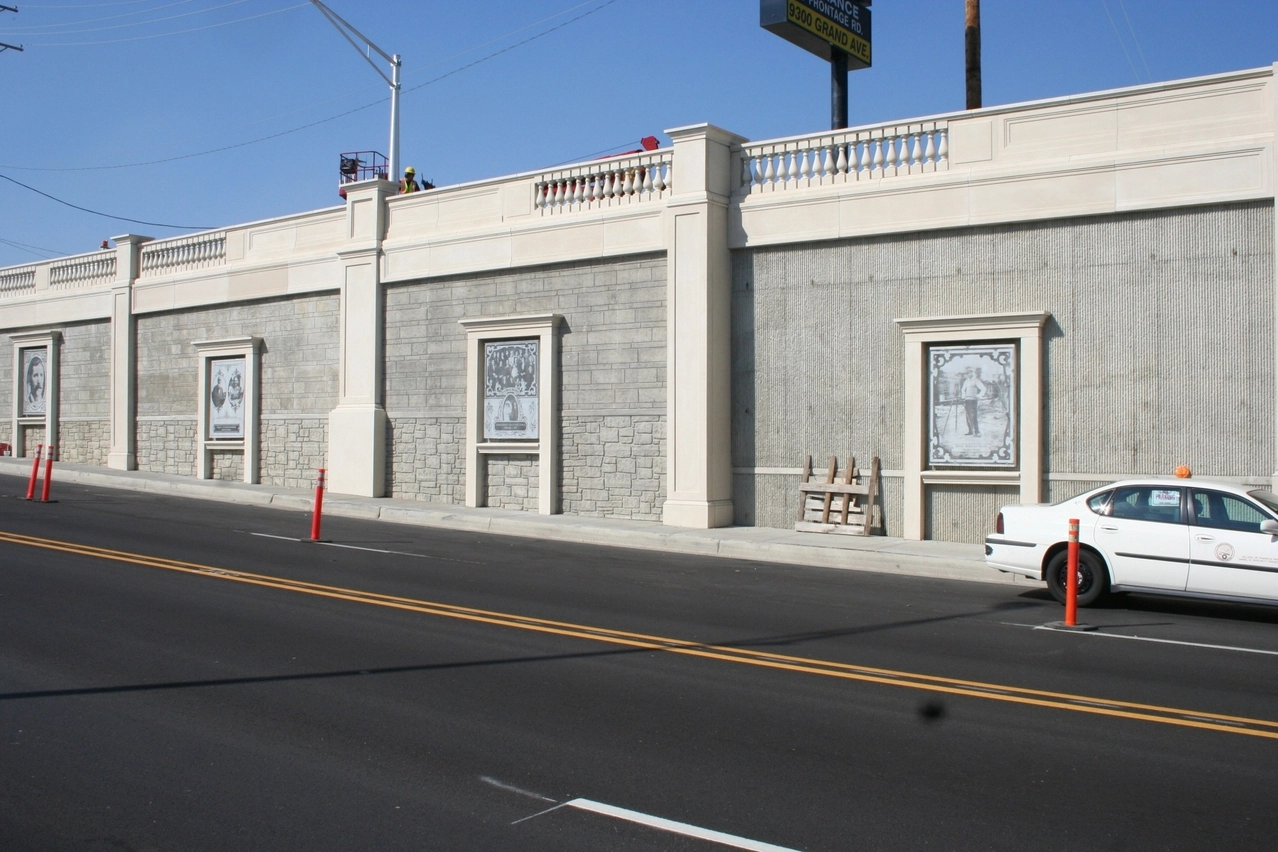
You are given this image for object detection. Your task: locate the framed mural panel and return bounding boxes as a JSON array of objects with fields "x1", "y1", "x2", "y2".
[
  {"x1": 460, "y1": 314, "x2": 561, "y2": 515},
  {"x1": 20, "y1": 347, "x2": 48, "y2": 417},
  {"x1": 895, "y1": 312, "x2": 1048, "y2": 540},
  {"x1": 207, "y1": 356, "x2": 247, "y2": 440},
  {"x1": 10, "y1": 330, "x2": 60, "y2": 460},
  {"x1": 193, "y1": 337, "x2": 261, "y2": 483},
  {"x1": 928, "y1": 343, "x2": 1017, "y2": 468},
  {"x1": 483, "y1": 339, "x2": 539, "y2": 441}
]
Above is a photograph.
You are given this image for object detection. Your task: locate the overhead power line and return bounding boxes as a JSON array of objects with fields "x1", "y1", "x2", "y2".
[
  {"x1": 10, "y1": 1, "x2": 306, "y2": 46},
  {"x1": 1, "y1": 0, "x2": 629, "y2": 172},
  {"x1": 2, "y1": 0, "x2": 199, "y2": 32},
  {"x1": 0, "y1": 172, "x2": 213, "y2": 229}
]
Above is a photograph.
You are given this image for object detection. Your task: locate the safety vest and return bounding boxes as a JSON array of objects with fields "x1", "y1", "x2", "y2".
[{"x1": 400, "y1": 177, "x2": 419, "y2": 194}]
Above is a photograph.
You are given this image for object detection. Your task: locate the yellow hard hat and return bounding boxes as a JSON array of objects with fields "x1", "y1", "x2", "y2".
[{"x1": 405, "y1": 166, "x2": 416, "y2": 174}]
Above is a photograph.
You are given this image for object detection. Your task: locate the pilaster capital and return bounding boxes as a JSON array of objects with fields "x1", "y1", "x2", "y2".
[{"x1": 109, "y1": 233, "x2": 151, "y2": 286}]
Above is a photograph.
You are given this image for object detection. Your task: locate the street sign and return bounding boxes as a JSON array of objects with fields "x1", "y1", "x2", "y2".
[{"x1": 760, "y1": 0, "x2": 871, "y2": 68}]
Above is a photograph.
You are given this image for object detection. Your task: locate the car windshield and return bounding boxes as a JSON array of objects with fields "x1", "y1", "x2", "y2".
[{"x1": 1247, "y1": 490, "x2": 1278, "y2": 516}]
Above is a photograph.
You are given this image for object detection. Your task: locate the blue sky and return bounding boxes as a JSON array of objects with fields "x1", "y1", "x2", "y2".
[{"x1": 1, "y1": 0, "x2": 1275, "y2": 268}]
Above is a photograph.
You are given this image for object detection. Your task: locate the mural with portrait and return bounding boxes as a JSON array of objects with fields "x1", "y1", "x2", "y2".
[
  {"x1": 21, "y1": 347, "x2": 48, "y2": 417},
  {"x1": 483, "y1": 340, "x2": 539, "y2": 440},
  {"x1": 928, "y1": 343, "x2": 1017, "y2": 468},
  {"x1": 208, "y1": 356, "x2": 246, "y2": 439}
]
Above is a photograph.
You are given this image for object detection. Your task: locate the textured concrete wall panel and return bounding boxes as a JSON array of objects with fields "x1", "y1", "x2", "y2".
[
  {"x1": 735, "y1": 202, "x2": 1274, "y2": 538},
  {"x1": 926, "y1": 485, "x2": 1018, "y2": 544},
  {"x1": 733, "y1": 471, "x2": 902, "y2": 538}
]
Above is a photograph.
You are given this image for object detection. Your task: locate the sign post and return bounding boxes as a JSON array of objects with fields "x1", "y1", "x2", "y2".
[{"x1": 761, "y1": 0, "x2": 872, "y2": 129}]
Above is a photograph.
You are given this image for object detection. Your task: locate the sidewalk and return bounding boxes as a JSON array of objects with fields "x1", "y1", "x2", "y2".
[{"x1": 0, "y1": 457, "x2": 1027, "y2": 588}]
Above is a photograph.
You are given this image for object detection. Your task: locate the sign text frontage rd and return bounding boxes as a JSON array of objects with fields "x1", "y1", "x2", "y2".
[{"x1": 760, "y1": 0, "x2": 871, "y2": 67}]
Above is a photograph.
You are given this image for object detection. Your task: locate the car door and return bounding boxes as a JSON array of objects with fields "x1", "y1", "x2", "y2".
[
  {"x1": 1187, "y1": 489, "x2": 1278, "y2": 601},
  {"x1": 1093, "y1": 485, "x2": 1190, "y2": 590}
]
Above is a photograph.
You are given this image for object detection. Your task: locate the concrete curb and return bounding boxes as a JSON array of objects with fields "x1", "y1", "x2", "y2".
[{"x1": 0, "y1": 458, "x2": 1026, "y2": 587}]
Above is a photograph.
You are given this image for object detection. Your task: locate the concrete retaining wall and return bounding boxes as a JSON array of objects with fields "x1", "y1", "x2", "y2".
[
  {"x1": 733, "y1": 201, "x2": 1275, "y2": 542},
  {"x1": 384, "y1": 254, "x2": 667, "y2": 519},
  {"x1": 135, "y1": 294, "x2": 339, "y2": 481}
]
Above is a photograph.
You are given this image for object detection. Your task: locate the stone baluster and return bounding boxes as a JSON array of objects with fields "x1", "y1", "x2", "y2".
[
  {"x1": 924, "y1": 131, "x2": 937, "y2": 168},
  {"x1": 911, "y1": 132, "x2": 922, "y2": 170},
  {"x1": 937, "y1": 129, "x2": 949, "y2": 166},
  {"x1": 763, "y1": 153, "x2": 775, "y2": 188}
]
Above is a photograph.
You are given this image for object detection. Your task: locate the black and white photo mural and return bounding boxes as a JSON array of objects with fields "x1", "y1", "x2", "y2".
[
  {"x1": 928, "y1": 343, "x2": 1016, "y2": 468},
  {"x1": 483, "y1": 339, "x2": 539, "y2": 441},
  {"x1": 207, "y1": 356, "x2": 246, "y2": 439},
  {"x1": 21, "y1": 347, "x2": 47, "y2": 417}
]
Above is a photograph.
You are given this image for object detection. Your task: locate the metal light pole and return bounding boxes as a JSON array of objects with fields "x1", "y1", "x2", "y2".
[{"x1": 308, "y1": 0, "x2": 401, "y2": 181}]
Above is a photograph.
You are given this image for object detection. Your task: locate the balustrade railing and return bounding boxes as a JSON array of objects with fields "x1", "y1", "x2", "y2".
[
  {"x1": 737, "y1": 121, "x2": 949, "y2": 195},
  {"x1": 535, "y1": 151, "x2": 673, "y2": 215},
  {"x1": 0, "y1": 265, "x2": 37, "y2": 298},
  {"x1": 140, "y1": 232, "x2": 226, "y2": 277},
  {"x1": 49, "y1": 253, "x2": 115, "y2": 289}
]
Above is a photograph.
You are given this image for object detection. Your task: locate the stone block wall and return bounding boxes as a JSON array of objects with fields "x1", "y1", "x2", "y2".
[
  {"x1": 733, "y1": 201, "x2": 1275, "y2": 540},
  {"x1": 57, "y1": 321, "x2": 111, "y2": 465},
  {"x1": 261, "y1": 417, "x2": 328, "y2": 490},
  {"x1": 210, "y1": 450, "x2": 244, "y2": 482},
  {"x1": 484, "y1": 454, "x2": 539, "y2": 512},
  {"x1": 58, "y1": 421, "x2": 110, "y2": 465},
  {"x1": 136, "y1": 419, "x2": 197, "y2": 475},
  {"x1": 385, "y1": 254, "x2": 667, "y2": 519},
  {"x1": 561, "y1": 414, "x2": 664, "y2": 518},
  {"x1": 0, "y1": 340, "x2": 11, "y2": 448},
  {"x1": 387, "y1": 417, "x2": 464, "y2": 504},
  {"x1": 19, "y1": 424, "x2": 44, "y2": 456},
  {"x1": 135, "y1": 294, "x2": 339, "y2": 481}
]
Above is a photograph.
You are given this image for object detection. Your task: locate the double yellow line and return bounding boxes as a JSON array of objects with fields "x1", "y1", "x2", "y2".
[{"x1": 4, "y1": 528, "x2": 1278, "y2": 740}]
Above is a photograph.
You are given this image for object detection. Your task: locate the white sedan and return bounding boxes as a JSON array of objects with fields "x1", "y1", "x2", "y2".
[{"x1": 985, "y1": 478, "x2": 1278, "y2": 607}]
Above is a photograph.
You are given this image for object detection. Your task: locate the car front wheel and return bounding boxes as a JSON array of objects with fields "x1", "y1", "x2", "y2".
[{"x1": 1045, "y1": 549, "x2": 1108, "y2": 607}]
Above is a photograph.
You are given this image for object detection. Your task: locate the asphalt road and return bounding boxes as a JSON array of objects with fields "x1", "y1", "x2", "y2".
[{"x1": 2, "y1": 479, "x2": 1277, "y2": 851}]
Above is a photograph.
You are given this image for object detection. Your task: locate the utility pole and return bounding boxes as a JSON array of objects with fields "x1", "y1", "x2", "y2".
[
  {"x1": 965, "y1": 0, "x2": 981, "y2": 109},
  {"x1": 308, "y1": 1, "x2": 400, "y2": 181},
  {"x1": 1, "y1": 5, "x2": 22, "y2": 54}
]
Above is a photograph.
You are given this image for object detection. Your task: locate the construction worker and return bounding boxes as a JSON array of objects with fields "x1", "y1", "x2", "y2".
[{"x1": 400, "y1": 166, "x2": 420, "y2": 194}]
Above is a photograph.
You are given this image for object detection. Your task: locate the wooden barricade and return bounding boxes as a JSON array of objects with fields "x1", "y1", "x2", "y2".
[{"x1": 795, "y1": 455, "x2": 881, "y2": 536}]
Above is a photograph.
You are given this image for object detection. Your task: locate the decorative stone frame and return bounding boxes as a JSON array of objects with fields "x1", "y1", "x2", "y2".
[
  {"x1": 10, "y1": 329, "x2": 60, "y2": 458},
  {"x1": 895, "y1": 312, "x2": 1050, "y2": 540},
  {"x1": 459, "y1": 314, "x2": 561, "y2": 515},
  {"x1": 194, "y1": 336, "x2": 261, "y2": 483}
]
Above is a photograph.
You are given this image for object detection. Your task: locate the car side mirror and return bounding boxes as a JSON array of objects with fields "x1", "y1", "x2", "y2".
[{"x1": 1260, "y1": 519, "x2": 1278, "y2": 535}]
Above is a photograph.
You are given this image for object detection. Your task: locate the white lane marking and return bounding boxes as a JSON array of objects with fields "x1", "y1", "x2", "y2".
[
  {"x1": 510, "y1": 803, "x2": 567, "y2": 825},
  {"x1": 564, "y1": 798, "x2": 802, "y2": 852},
  {"x1": 1017, "y1": 623, "x2": 1278, "y2": 656},
  {"x1": 480, "y1": 775, "x2": 556, "y2": 803},
  {"x1": 248, "y1": 532, "x2": 483, "y2": 565}
]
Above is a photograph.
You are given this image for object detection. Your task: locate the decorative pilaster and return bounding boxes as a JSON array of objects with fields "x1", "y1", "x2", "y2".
[
  {"x1": 107, "y1": 234, "x2": 149, "y2": 470},
  {"x1": 327, "y1": 178, "x2": 395, "y2": 497},
  {"x1": 661, "y1": 124, "x2": 746, "y2": 528}
]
